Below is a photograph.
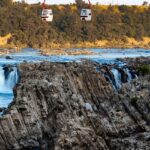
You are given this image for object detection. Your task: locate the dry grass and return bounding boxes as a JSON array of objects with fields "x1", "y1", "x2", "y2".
[
  {"x1": 94, "y1": 5, "x2": 109, "y2": 10},
  {"x1": 142, "y1": 37, "x2": 150, "y2": 44},
  {"x1": 42, "y1": 48, "x2": 95, "y2": 56},
  {"x1": 0, "y1": 34, "x2": 11, "y2": 46},
  {"x1": 57, "y1": 5, "x2": 65, "y2": 10},
  {"x1": 127, "y1": 37, "x2": 150, "y2": 48},
  {"x1": 127, "y1": 38, "x2": 139, "y2": 45}
]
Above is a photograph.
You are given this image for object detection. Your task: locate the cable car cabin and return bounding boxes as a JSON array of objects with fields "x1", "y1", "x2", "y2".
[
  {"x1": 80, "y1": 9, "x2": 92, "y2": 21},
  {"x1": 41, "y1": 9, "x2": 53, "y2": 22}
]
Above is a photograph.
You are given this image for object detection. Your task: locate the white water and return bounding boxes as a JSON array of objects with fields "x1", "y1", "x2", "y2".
[
  {"x1": 110, "y1": 67, "x2": 136, "y2": 90},
  {"x1": 0, "y1": 67, "x2": 6, "y2": 93},
  {"x1": 125, "y1": 68, "x2": 132, "y2": 82},
  {"x1": 111, "y1": 68, "x2": 122, "y2": 90},
  {"x1": 5, "y1": 67, "x2": 18, "y2": 91},
  {"x1": 0, "y1": 66, "x2": 19, "y2": 108}
]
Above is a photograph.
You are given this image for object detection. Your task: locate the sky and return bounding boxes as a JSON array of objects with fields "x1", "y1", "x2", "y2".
[{"x1": 18, "y1": 0, "x2": 150, "y2": 5}]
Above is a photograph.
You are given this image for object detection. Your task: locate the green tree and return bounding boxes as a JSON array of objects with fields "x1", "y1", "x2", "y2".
[{"x1": 0, "y1": 0, "x2": 12, "y2": 7}]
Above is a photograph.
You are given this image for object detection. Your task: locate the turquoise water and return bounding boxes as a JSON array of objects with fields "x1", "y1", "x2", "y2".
[{"x1": 0, "y1": 93, "x2": 13, "y2": 108}]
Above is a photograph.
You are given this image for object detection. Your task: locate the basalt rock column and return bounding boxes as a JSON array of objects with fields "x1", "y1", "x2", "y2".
[{"x1": 0, "y1": 61, "x2": 149, "y2": 150}]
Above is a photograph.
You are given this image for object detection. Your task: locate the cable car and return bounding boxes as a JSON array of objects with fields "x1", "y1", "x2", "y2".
[
  {"x1": 41, "y1": 0, "x2": 53, "y2": 22},
  {"x1": 80, "y1": 0, "x2": 92, "y2": 21},
  {"x1": 80, "y1": 9, "x2": 92, "y2": 21},
  {"x1": 41, "y1": 9, "x2": 53, "y2": 22}
]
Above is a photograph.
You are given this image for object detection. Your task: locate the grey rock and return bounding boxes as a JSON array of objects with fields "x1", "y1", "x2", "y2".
[{"x1": 0, "y1": 60, "x2": 149, "y2": 150}]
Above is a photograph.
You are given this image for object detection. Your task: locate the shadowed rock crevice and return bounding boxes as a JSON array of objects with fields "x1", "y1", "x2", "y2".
[{"x1": 0, "y1": 60, "x2": 149, "y2": 150}]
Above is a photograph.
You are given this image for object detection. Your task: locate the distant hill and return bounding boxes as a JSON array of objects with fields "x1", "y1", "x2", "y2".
[{"x1": 0, "y1": 0, "x2": 150, "y2": 49}]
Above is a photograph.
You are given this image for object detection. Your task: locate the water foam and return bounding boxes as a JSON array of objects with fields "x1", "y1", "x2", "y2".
[{"x1": 0, "y1": 66, "x2": 19, "y2": 108}]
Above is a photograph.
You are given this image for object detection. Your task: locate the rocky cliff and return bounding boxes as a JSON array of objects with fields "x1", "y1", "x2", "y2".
[{"x1": 0, "y1": 59, "x2": 150, "y2": 150}]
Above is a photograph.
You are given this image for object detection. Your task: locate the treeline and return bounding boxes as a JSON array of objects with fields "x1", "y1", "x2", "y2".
[{"x1": 0, "y1": 0, "x2": 150, "y2": 48}]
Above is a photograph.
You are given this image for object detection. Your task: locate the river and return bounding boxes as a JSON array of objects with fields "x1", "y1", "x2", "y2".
[{"x1": 0, "y1": 48, "x2": 150, "y2": 108}]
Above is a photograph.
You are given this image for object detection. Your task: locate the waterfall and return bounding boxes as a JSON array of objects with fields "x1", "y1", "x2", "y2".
[
  {"x1": 0, "y1": 66, "x2": 18, "y2": 94},
  {"x1": 0, "y1": 67, "x2": 7, "y2": 93},
  {"x1": 0, "y1": 66, "x2": 19, "y2": 108},
  {"x1": 125, "y1": 68, "x2": 132, "y2": 82},
  {"x1": 111, "y1": 68, "x2": 122, "y2": 90},
  {"x1": 109, "y1": 67, "x2": 137, "y2": 91},
  {"x1": 5, "y1": 67, "x2": 19, "y2": 91}
]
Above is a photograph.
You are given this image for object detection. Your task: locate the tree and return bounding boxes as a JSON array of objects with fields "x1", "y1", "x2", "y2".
[
  {"x1": 142, "y1": 1, "x2": 148, "y2": 6},
  {"x1": 0, "y1": 0, "x2": 12, "y2": 7},
  {"x1": 75, "y1": 0, "x2": 83, "y2": 9},
  {"x1": 0, "y1": 2, "x2": 149, "y2": 47}
]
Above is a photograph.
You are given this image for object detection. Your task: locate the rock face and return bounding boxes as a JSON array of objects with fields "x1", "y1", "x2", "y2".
[{"x1": 0, "y1": 60, "x2": 150, "y2": 150}]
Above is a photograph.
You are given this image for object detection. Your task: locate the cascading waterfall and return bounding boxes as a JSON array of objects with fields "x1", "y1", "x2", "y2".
[
  {"x1": 124, "y1": 68, "x2": 132, "y2": 82},
  {"x1": 110, "y1": 67, "x2": 136, "y2": 90},
  {"x1": 0, "y1": 66, "x2": 19, "y2": 108},
  {"x1": 5, "y1": 67, "x2": 19, "y2": 91},
  {"x1": 111, "y1": 68, "x2": 122, "y2": 90},
  {"x1": 0, "y1": 67, "x2": 6, "y2": 93}
]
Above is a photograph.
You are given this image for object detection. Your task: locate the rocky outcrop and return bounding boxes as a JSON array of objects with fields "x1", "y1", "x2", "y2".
[{"x1": 0, "y1": 60, "x2": 150, "y2": 150}]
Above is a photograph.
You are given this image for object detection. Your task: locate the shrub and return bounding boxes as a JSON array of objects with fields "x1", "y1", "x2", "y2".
[
  {"x1": 130, "y1": 96, "x2": 138, "y2": 105},
  {"x1": 138, "y1": 65, "x2": 150, "y2": 76}
]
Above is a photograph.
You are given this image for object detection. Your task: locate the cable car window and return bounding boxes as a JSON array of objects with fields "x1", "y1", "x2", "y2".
[{"x1": 82, "y1": 10, "x2": 87, "y2": 16}]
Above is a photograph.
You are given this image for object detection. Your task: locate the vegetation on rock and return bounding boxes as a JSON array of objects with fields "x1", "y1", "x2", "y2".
[
  {"x1": 138, "y1": 65, "x2": 150, "y2": 76},
  {"x1": 130, "y1": 96, "x2": 139, "y2": 105}
]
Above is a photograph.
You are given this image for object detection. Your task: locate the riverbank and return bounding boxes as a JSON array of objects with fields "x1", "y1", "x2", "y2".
[
  {"x1": 38, "y1": 37, "x2": 150, "y2": 54},
  {"x1": 0, "y1": 37, "x2": 150, "y2": 56},
  {"x1": 37, "y1": 37, "x2": 150, "y2": 55}
]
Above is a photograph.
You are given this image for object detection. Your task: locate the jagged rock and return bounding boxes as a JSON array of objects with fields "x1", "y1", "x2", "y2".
[
  {"x1": 0, "y1": 60, "x2": 149, "y2": 150},
  {"x1": 0, "y1": 107, "x2": 5, "y2": 113},
  {"x1": 118, "y1": 68, "x2": 128, "y2": 83},
  {"x1": 5, "y1": 56, "x2": 13, "y2": 60}
]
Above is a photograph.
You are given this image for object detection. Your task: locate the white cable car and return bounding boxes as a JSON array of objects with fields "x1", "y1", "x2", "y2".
[
  {"x1": 80, "y1": 0, "x2": 92, "y2": 21},
  {"x1": 41, "y1": 9, "x2": 53, "y2": 22},
  {"x1": 41, "y1": 0, "x2": 53, "y2": 22},
  {"x1": 80, "y1": 9, "x2": 92, "y2": 21}
]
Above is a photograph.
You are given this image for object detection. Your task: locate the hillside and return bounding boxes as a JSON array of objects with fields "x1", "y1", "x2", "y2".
[{"x1": 0, "y1": 0, "x2": 150, "y2": 49}]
